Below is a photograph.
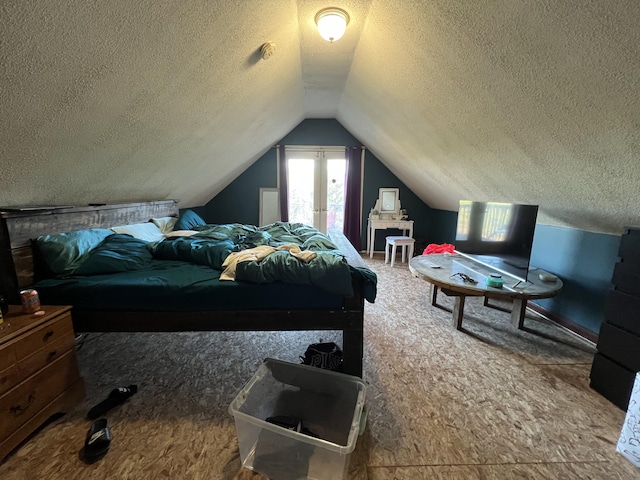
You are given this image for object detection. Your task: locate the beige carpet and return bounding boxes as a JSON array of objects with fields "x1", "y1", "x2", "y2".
[{"x1": 1, "y1": 255, "x2": 639, "y2": 479}]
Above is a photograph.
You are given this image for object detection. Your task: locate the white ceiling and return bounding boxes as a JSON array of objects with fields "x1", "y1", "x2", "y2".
[{"x1": 1, "y1": 0, "x2": 639, "y2": 234}]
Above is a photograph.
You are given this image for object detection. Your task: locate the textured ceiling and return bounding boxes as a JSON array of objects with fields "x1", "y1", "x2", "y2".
[{"x1": 1, "y1": 0, "x2": 639, "y2": 234}]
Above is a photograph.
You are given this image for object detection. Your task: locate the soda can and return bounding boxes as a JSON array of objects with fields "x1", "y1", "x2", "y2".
[{"x1": 20, "y1": 289, "x2": 41, "y2": 314}]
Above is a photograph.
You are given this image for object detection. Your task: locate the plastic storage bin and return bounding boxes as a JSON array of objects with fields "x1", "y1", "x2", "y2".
[{"x1": 229, "y1": 358, "x2": 366, "y2": 480}]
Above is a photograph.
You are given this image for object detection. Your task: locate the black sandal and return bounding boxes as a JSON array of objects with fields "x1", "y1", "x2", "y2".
[
  {"x1": 87, "y1": 385, "x2": 138, "y2": 420},
  {"x1": 84, "y1": 418, "x2": 111, "y2": 463}
]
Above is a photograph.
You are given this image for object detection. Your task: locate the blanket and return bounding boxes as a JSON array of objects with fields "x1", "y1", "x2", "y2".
[
  {"x1": 149, "y1": 222, "x2": 374, "y2": 300},
  {"x1": 220, "y1": 244, "x2": 317, "y2": 281}
]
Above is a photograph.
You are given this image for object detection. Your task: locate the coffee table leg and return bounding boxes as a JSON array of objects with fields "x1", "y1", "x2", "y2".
[
  {"x1": 452, "y1": 295, "x2": 466, "y2": 330},
  {"x1": 430, "y1": 284, "x2": 439, "y2": 306},
  {"x1": 511, "y1": 298, "x2": 527, "y2": 329}
]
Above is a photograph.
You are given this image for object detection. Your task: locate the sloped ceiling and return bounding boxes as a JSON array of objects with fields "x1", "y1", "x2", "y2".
[{"x1": 1, "y1": 0, "x2": 639, "y2": 234}]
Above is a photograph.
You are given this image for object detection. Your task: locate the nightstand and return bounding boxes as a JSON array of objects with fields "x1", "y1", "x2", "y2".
[{"x1": 0, "y1": 305, "x2": 85, "y2": 462}]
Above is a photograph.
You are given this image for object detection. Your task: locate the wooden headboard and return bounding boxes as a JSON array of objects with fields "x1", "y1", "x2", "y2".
[{"x1": 0, "y1": 200, "x2": 179, "y2": 303}]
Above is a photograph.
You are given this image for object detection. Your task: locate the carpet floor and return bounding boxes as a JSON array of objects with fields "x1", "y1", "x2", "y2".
[{"x1": 1, "y1": 254, "x2": 638, "y2": 479}]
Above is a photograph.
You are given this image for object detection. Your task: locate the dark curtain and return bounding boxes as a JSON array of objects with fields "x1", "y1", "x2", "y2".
[
  {"x1": 343, "y1": 146, "x2": 363, "y2": 248},
  {"x1": 278, "y1": 144, "x2": 289, "y2": 222}
]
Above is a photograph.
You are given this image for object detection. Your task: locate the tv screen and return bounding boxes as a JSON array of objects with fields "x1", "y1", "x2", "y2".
[{"x1": 454, "y1": 200, "x2": 539, "y2": 282}]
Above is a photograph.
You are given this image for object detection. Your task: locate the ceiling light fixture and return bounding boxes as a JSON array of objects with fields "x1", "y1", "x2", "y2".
[{"x1": 315, "y1": 7, "x2": 350, "y2": 42}]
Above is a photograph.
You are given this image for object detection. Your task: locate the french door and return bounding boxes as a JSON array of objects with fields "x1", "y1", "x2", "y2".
[{"x1": 286, "y1": 148, "x2": 346, "y2": 233}]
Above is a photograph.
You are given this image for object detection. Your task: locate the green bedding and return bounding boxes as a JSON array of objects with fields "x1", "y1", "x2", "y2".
[
  {"x1": 149, "y1": 222, "x2": 368, "y2": 299},
  {"x1": 34, "y1": 222, "x2": 377, "y2": 311}
]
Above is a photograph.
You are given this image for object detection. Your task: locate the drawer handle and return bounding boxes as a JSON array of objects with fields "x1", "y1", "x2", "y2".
[
  {"x1": 43, "y1": 330, "x2": 54, "y2": 342},
  {"x1": 47, "y1": 350, "x2": 58, "y2": 361},
  {"x1": 10, "y1": 392, "x2": 36, "y2": 417}
]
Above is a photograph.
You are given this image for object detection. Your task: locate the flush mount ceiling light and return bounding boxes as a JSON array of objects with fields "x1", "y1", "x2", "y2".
[{"x1": 315, "y1": 7, "x2": 350, "y2": 42}]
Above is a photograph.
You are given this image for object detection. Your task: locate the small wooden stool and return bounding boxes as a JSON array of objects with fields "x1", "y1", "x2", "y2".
[{"x1": 385, "y1": 236, "x2": 415, "y2": 267}]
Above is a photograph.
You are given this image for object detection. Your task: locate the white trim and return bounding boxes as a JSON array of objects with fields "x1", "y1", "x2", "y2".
[{"x1": 285, "y1": 145, "x2": 345, "y2": 152}]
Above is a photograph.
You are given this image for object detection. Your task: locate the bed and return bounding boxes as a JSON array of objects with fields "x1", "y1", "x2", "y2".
[{"x1": 0, "y1": 200, "x2": 376, "y2": 377}]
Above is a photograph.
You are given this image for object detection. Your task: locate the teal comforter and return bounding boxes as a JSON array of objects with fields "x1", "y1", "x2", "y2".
[{"x1": 149, "y1": 222, "x2": 376, "y2": 302}]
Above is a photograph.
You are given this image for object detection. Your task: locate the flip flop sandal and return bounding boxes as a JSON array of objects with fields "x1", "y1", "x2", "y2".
[
  {"x1": 87, "y1": 385, "x2": 138, "y2": 420},
  {"x1": 84, "y1": 418, "x2": 111, "y2": 463}
]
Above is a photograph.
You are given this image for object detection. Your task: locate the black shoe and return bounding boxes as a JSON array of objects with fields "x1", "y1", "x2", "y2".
[
  {"x1": 300, "y1": 342, "x2": 343, "y2": 371},
  {"x1": 265, "y1": 416, "x2": 318, "y2": 438},
  {"x1": 87, "y1": 385, "x2": 138, "y2": 420},
  {"x1": 84, "y1": 418, "x2": 111, "y2": 463}
]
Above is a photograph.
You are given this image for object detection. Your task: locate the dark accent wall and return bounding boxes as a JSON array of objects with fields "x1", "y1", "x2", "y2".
[
  {"x1": 362, "y1": 150, "x2": 434, "y2": 252},
  {"x1": 198, "y1": 119, "x2": 438, "y2": 251},
  {"x1": 281, "y1": 118, "x2": 361, "y2": 146},
  {"x1": 193, "y1": 149, "x2": 277, "y2": 225}
]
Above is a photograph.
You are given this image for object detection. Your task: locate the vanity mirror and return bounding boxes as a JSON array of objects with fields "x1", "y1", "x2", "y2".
[{"x1": 377, "y1": 188, "x2": 400, "y2": 217}]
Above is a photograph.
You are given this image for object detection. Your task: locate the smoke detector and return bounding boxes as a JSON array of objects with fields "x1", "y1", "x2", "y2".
[{"x1": 260, "y1": 42, "x2": 276, "y2": 60}]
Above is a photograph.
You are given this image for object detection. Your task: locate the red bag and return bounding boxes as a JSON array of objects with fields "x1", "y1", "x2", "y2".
[{"x1": 423, "y1": 243, "x2": 455, "y2": 255}]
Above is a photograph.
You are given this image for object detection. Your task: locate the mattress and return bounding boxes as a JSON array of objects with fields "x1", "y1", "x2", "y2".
[{"x1": 35, "y1": 260, "x2": 348, "y2": 311}]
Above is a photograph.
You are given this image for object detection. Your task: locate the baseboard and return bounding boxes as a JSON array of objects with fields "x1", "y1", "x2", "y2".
[{"x1": 527, "y1": 302, "x2": 598, "y2": 344}]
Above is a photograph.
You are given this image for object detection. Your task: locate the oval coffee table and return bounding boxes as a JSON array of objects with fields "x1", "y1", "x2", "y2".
[{"x1": 409, "y1": 253, "x2": 563, "y2": 330}]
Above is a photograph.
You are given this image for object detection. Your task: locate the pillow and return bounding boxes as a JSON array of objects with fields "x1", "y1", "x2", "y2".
[
  {"x1": 164, "y1": 230, "x2": 199, "y2": 238},
  {"x1": 34, "y1": 228, "x2": 114, "y2": 277},
  {"x1": 173, "y1": 209, "x2": 206, "y2": 230},
  {"x1": 111, "y1": 222, "x2": 165, "y2": 243},
  {"x1": 151, "y1": 216, "x2": 178, "y2": 234},
  {"x1": 74, "y1": 234, "x2": 154, "y2": 275}
]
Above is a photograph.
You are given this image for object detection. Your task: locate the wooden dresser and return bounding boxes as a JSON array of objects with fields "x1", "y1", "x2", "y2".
[
  {"x1": 590, "y1": 227, "x2": 640, "y2": 410},
  {"x1": 0, "y1": 305, "x2": 85, "y2": 462}
]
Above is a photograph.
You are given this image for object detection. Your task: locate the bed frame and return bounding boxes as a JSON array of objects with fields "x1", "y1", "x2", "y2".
[{"x1": 0, "y1": 200, "x2": 366, "y2": 377}]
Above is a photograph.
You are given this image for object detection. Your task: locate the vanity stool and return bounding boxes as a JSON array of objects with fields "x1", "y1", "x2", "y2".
[{"x1": 385, "y1": 236, "x2": 415, "y2": 267}]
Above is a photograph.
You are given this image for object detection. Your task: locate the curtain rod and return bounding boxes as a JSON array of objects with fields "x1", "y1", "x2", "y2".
[{"x1": 273, "y1": 144, "x2": 366, "y2": 149}]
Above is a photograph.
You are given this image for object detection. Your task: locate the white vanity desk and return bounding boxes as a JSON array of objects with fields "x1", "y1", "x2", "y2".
[
  {"x1": 367, "y1": 187, "x2": 414, "y2": 258},
  {"x1": 367, "y1": 218, "x2": 414, "y2": 258}
]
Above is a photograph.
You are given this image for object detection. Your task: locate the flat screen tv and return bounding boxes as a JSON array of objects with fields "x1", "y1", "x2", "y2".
[{"x1": 454, "y1": 200, "x2": 539, "y2": 282}]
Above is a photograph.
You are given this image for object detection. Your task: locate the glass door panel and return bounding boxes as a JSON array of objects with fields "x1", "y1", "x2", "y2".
[
  {"x1": 287, "y1": 157, "x2": 316, "y2": 228},
  {"x1": 287, "y1": 150, "x2": 345, "y2": 233},
  {"x1": 325, "y1": 157, "x2": 345, "y2": 232}
]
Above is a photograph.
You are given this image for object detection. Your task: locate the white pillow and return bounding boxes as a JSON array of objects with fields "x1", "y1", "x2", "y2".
[
  {"x1": 164, "y1": 230, "x2": 199, "y2": 238},
  {"x1": 111, "y1": 223, "x2": 165, "y2": 243},
  {"x1": 151, "y1": 216, "x2": 178, "y2": 234}
]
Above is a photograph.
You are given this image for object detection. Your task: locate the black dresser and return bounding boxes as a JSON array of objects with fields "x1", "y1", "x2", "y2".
[{"x1": 590, "y1": 227, "x2": 640, "y2": 410}]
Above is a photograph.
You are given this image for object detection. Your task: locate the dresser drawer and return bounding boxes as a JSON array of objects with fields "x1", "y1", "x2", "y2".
[
  {"x1": 0, "y1": 350, "x2": 80, "y2": 443},
  {"x1": 377, "y1": 222, "x2": 408, "y2": 230},
  {"x1": 0, "y1": 344, "x2": 17, "y2": 375},
  {"x1": 18, "y1": 331, "x2": 76, "y2": 383},
  {"x1": 590, "y1": 352, "x2": 635, "y2": 410},
  {"x1": 0, "y1": 342, "x2": 20, "y2": 398},
  {"x1": 0, "y1": 364, "x2": 20, "y2": 397},
  {"x1": 14, "y1": 312, "x2": 74, "y2": 361},
  {"x1": 596, "y1": 322, "x2": 640, "y2": 371},
  {"x1": 611, "y1": 262, "x2": 640, "y2": 298},
  {"x1": 618, "y1": 228, "x2": 640, "y2": 267},
  {"x1": 376, "y1": 222, "x2": 393, "y2": 229},
  {"x1": 605, "y1": 289, "x2": 640, "y2": 336}
]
